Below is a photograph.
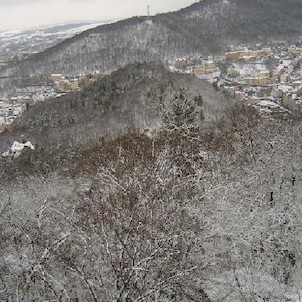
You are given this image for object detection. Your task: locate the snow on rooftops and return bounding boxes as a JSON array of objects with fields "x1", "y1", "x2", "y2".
[
  {"x1": 257, "y1": 100, "x2": 280, "y2": 108},
  {"x1": 282, "y1": 59, "x2": 293, "y2": 67},
  {"x1": 2, "y1": 141, "x2": 35, "y2": 158},
  {"x1": 255, "y1": 100, "x2": 286, "y2": 112},
  {"x1": 278, "y1": 84, "x2": 293, "y2": 93}
]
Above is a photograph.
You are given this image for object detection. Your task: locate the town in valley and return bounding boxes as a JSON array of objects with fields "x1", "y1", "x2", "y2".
[{"x1": 1, "y1": 41, "x2": 302, "y2": 132}]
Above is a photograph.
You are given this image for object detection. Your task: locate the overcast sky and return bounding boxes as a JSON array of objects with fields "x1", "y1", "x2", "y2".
[{"x1": 0, "y1": 0, "x2": 197, "y2": 30}]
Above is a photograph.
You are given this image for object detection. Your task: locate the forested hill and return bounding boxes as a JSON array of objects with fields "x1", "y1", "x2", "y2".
[
  {"x1": 3, "y1": 0, "x2": 302, "y2": 77},
  {"x1": 1, "y1": 88, "x2": 302, "y2": 302},
  {"x1": 1, "y1": 62, "x2": 230, "y2": 153}
]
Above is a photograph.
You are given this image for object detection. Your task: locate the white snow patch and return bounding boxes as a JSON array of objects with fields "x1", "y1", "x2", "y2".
[{"x1": 2, "y1": 141, "x2": 35, "y2": 158}]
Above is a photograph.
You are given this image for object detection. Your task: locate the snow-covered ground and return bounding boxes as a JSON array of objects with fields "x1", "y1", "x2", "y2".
[{"x1": 1, "y1": 141, "x2": 35, "y2": 158}]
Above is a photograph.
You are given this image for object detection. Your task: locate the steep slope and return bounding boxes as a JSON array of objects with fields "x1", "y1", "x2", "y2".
[
  {"x1": 0, "y1": 62, "x2": 230, "y2": 152},
  {"x1": 1, "y1": 104, "x2": 302, "y2": 302},
  {"x1": 2, "y1": 0, "x2": 302, "y2": 79}
]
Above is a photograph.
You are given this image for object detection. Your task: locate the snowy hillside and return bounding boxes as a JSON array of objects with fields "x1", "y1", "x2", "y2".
[
  {"x1": 1, "y1": 0, "x2": 301, "y2": 79},
  {"x1": 0, "y1": 21, "x2": 111, "y2": 58}
]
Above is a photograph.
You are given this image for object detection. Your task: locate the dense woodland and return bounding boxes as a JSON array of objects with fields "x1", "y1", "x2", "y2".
[
  {"x1": 1, "y1": 62, "x2": 302, "y2": 300},
  {"x1": 1, "y1": 0, "x2": 302, "y2": 299},
  {"x1": 1, "y1": 105, "x2": 302, "y2": 301}
]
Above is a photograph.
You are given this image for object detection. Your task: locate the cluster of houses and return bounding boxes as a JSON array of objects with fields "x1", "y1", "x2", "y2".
[
  {"x1": 50, "y1": 71, "x2": 100, "y2": 92},
  {"x1": 171, "y1": 57, "x2": 221, "y2": 80},
  {"x1": 171, "y1": 45, "x2": 302, "y2": 113},
  {"x1": 0, "y1": 55, "x2": 10, "y2": 67},
  {"x1": 0, "y1": 84, "x2": 59, "y2": 132},
  {"x1": 0, "y1": 53, "x2": 30, "y2": 68},
  {"x1": 0, "y1": 98, "x2": 25, "y2": 131},
  {"x1": 0, "y1": 71, "x2": 101, "y2": 132},
  {"x1": 1, "y1": 44, "x2": 301, "y2": 132}
]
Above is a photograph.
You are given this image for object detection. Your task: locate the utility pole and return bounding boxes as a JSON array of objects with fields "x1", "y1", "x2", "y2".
[{"x1": 147, "y1": 5, "x2": 150, "y2": 18}]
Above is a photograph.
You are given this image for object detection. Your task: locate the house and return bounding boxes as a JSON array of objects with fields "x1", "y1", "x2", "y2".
[
  {"x1": 51, "y1": 74, "x2": 64, "y2": 82},
  {"x1": 194, "y1": 61, "x2": 218, "y2": 76},
  {"x1": 244, "y1": 75, "x2": 271, "y2": 86},
  {"x1": 225, "y1": 48, "x2": 272, "y2": 62},
  {"x1": 288, "y1": 45, "x2": 302, "y2": 55},
  {"x1": 255, "y1": 100, "x2": 285, "y2": 112},
  {"x1": 0, "y1": 55, "x2": 9, "y2": 66},
  {"x1": 175, "y1": 59, "x2": 187, "y2": 72},
  {"x1": 55, "y1": 79, "x2": 80, "y2": 92},
  {"x1": 14, "y1": 53, "x2": 29, "y2": 61}
]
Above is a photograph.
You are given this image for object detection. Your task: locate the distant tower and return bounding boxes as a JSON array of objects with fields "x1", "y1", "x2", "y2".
[{"x1": 147, "y1": 5, "x2": 150, "y2": 18}]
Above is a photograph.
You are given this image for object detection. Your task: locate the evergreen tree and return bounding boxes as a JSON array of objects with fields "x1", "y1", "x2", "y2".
[{"x1": 163, "y1": 88, "x2": 204, "y2": 131}]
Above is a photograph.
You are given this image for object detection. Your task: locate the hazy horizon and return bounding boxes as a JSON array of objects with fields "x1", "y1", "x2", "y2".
[{"x1": 0, "y1": 0, "x2": 197, "y2": 31}]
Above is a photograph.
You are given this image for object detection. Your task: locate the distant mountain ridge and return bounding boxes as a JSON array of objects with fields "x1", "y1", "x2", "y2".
[
  {"x1": 1, "y1": 0, "x2": 302, "y2": 79},
  {"x1": 0, "y1": 21, "x2": 108, "y2": 59}
]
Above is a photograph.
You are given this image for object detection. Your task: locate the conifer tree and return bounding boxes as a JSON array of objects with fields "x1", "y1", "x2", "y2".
[{"x1": 162, "y1": 88, "x2": 204, "y2": 131}]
